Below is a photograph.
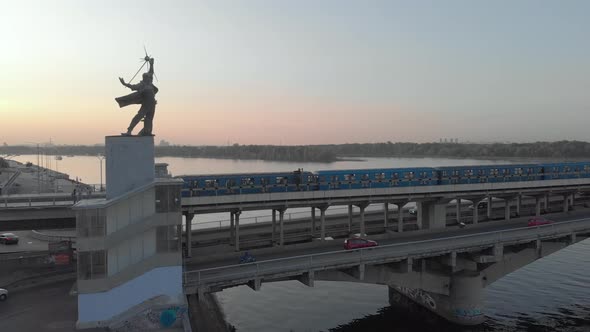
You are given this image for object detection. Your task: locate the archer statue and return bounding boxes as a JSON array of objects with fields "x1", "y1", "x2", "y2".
[{"x1": 115, "y1": 55, "x2": 159, "y2": 136}]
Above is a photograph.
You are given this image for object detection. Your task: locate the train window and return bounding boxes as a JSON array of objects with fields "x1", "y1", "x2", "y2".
[
  {"x1": 361, "y1": 174, "x2": 369, "y2": 180},
  {"x1": 585, "y1": 165, "x2": 590, "y2": 172},
  {"x1": 226, "y1": 179, "x2": 236, "y2": 187},
  {"x1": 192, "y1": 180, "x2": 199, "y2": 188},
  {"x1": 442, "y1": 171, "x2": 448, "y2": 177},
  {"x1": 344, "y1": 174, "x2": 356, "y2": 181},
  {"x1": 564, "y1": 166, "x2": 570, "y2": 172},
  {"x1": 205, "y1": 180, "x2": 217, "y2": 188},
  {"x1": 275, "y1": 177, "x2": 288, "y2": 184},
  {"x1": 392, "y1": 173, "x2": 399, "y2": 179},
  {"x1": 241, "y1": 177, "x2": 254, "y2": 186},
  {"x1": 261, "y1": 178, "x2": 268, "y2": 186},
  {"x1": 404, "y1": 172, "x2": 414, "y2": 179},
  {"x1": 375, "y1": 173, "x2": 385, "y2": 180}
]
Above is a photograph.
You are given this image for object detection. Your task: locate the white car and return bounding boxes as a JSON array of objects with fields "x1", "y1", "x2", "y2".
[{"x1": 0, "y1": 288, "x2": 7, "y2": 301}]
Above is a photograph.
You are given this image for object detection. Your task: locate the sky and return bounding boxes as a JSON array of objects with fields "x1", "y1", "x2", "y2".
[{"x1": 1, "y1": 0, "x2": 589, "y2": 146}]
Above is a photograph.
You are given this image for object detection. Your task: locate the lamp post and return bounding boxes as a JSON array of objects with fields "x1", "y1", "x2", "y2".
[
  {"x1": 25, "y1": 142, "x2": 42, "y2": 194},
  {"x1": 97, "y1": 154, "x2": 105, "y2": 192}
]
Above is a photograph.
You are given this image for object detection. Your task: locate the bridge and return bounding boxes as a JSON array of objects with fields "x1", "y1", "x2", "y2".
[
  {"x1": 0, "y1": 192, "x2": 106, "y2": 231},
  {"x1": 179, "y1": 176, "x2": 590, "y2": 328}
]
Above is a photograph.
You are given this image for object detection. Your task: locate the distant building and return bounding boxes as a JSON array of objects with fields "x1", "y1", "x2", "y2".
[{"x1": 159, "y1": 139, "x2": 171, "y2": 146}]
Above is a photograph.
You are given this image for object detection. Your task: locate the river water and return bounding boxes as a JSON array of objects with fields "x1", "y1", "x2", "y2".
[{"x1": 11, "y1": 155, "x2": 590, "y2": 331}]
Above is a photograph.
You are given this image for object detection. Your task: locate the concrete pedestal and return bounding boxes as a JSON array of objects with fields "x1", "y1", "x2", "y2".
[{"x1": 106, "y1": 135, "x2": 155, "y2": 199}]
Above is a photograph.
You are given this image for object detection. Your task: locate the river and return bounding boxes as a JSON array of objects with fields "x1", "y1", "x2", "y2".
[{"x1": 10, "y1": 155, "x2": 590, "y2": 331}]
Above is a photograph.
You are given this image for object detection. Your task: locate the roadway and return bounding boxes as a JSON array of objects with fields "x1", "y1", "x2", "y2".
[
  {"x1": 185, "y1": 210, "x2": 590, "y2": 272},
  {"x1": 0, "y1": 279, "x2": 101, "y2": 332},
  {"x1": 0, "y1": 230, "x2": 49, "y2": 253}
]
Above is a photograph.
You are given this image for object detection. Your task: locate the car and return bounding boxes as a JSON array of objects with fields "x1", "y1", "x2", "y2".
[
  {"x1": 0, "y1": 288, "x2": 7, "y2": 301},
  {"x1": 468, "y1": 202, "x2": 488, "y2": 210},
  {"x1": 344, "y1": 237, "x2": 378, "y2": 250},
  {"x1": 527, "y1": 216, "x2": 553, "y2": 227},
  {"x1": 408, "y1": 207, "x2": 417, "y2": 215},
  {"x1": 0, "y1": 233, "x2": 19, "y2": 245}
]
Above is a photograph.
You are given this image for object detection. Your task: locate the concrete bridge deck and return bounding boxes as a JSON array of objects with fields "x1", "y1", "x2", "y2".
[{"x1": 183, "y1": 210, "x2": 590, "y2": 292}]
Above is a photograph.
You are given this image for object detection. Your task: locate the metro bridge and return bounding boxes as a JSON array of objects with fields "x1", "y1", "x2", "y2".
[{"x1": 176, "y1": 167, "x2": 590, "y2": 328}]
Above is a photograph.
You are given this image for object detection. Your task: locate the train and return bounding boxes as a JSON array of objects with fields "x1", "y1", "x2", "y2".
[{"x1": 177, "y1": 162, "x2": 590, "y2": 198}]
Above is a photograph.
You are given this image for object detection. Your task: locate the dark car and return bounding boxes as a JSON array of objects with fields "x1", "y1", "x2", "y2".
[
  {"x1": 0, "y1": 233, "x2": 19, "y2": 245},
  {"x1": 527, "y1": 216, "x2": 553, "y2": 227},
  {"x1": 344, "y1": 237, "x2": 378, "y2": 250}
]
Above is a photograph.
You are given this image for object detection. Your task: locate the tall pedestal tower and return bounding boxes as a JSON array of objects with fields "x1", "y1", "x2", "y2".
[{"x1": 74, "y1": 136, "x2": 186, "y2": 330}]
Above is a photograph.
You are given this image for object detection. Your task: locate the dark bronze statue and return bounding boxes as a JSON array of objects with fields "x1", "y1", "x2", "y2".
[{"x1": 116, "y1": 56, "x2": 159, "y2": 136}]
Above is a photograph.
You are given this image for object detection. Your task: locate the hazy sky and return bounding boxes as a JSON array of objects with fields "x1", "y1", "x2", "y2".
[{"x1": 1, "y1": 0, "x2": 589, "y2": 145}]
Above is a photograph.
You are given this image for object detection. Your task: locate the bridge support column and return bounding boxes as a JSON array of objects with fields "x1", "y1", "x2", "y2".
[
  {"x1": 234, "y1": 211, "x2": 241, "y2": 252},
  {"x1": 516, "y1": 195, "x2": 521, "y2": 216},
  {"x1": 388, "y1": 272, "x2": 485, "y2": 326},
  {"x1": 271, "y1": 209, "x2": 277, "y2": 246},
  {"x1": 397, "y1": 203, "x2": 404, "y2": 232},
  {"x1": 504, "y1": 198, "x2": 511, "y2": 221},
  {"x1": 279, "y1": 209, "x2": 286, "y2": 246},
  {"x1": 229, "y1": 212, "x2": 234, "y2": 246},
  {"x1": 455, "y1": 198, "x2": 461, "y2": 223},
  {"x1": 472, "y1": 204, "x2": 478, "y2": 225},
  {"x1": 357, "y1": 203, "x2": 369, "y2": 236},
  {"x1": 384, "y1": 202, "x2": 389, "y2": 228},
  {"x1": 185, "y1": 213, "x2": 193, "y2": 258},
  {"x1": 544, "y1": 194, "x2": 549, "y2": 212},
  {"x1": 487, "y1": 196, "x2": 493, "y2": 219},
  {"x1": 416, "y1": 201, "x2": 447, "y2": 230},
  {"x1": 320, "y1": 206, "x2": 328, "y2": 240},
  {"x1": 348, "y1": 204, "x2": 353, "y2": 233},
  {"x1": 563, "y1": 194, "x2": 569, "y2": 212},
  {"x1": 311, "y1": 207, "x2": 316, "y2": 238},
  {"x1": 535, "y1": 197, "x2": 542, "y2": 216}
]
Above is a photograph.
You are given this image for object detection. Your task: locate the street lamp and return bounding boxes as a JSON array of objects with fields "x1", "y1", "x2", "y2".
[
  {"x1": 97, "y1": 154, "x2": 105, "y2": 192},
  {"x1": 25, "y1": 142, "x2": 42, "y2": 194}
]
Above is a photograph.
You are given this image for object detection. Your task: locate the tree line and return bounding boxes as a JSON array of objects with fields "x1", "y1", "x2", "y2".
[{"x1": 2, "y1": 141, "x2": 590, "y2": 163}]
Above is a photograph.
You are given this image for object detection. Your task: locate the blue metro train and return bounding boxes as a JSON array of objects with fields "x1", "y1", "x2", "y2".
[{"x1": 178, "y1": 162, "x2": 590, "y2": 197}]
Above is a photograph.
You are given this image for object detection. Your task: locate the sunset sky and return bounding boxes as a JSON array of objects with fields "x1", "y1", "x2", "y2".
[{"x1": 1, "y1": 1, "x2": 589, "y2": 146}]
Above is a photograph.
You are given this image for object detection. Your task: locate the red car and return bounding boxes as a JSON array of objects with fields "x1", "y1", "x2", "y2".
[
  {"x1": 344, "y1": 237, "x2": 378, "y2": 250},
  {"x1": 527, "y1": 217, "x2": 553, "y2": 227},
  {"x1": 0, "y1": 233, "x2": 19, "y2": 245}
]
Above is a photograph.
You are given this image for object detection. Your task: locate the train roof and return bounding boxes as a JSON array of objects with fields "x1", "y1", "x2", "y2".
[
  {"x1": 176, "y1": 171, "x2": 312, "y2": 178},
  {"x1": 316, "y1": 167, "x2": 435, "y2": 174}
]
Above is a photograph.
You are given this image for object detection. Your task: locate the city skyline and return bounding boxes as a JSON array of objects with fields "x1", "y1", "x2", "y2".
[{"x1": 1, "y1": 1, "x2": 589, "y2": 145}]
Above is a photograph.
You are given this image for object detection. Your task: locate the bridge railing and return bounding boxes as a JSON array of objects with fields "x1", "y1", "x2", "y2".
[
  {"x1": 183, "y1": 218, "x2": 590, "y2": 289},
  {"x1": 0, "y1": 192, "x2": 106, "y2": 208},
  {"x1": 191, "y1": 204, "x2": 402, "y2": 230}
]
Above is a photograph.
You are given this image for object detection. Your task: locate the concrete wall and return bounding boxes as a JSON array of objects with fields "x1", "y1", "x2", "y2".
[
  {"x1": 106, "y1": 188, "x2": 155, "y2": 235},
  {"x1": 108, "y1": 228, "x2": 156, "y2": 277},
  {"x1": 77, "y1": 266, "x2": 183, "y2": 328},
  {"x1": 105, "y1": 136, "x2": 155, "y2": 200}
]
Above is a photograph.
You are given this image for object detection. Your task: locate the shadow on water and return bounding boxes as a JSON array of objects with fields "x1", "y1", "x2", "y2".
[{"x1": 327, "y1": 299, "x2": 590, "y2": 332}]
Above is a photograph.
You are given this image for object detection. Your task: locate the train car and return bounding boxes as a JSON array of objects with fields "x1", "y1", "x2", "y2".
[
  {"x1": 435, "y1": 164, "x2": 546, "y2": 185},
  {"x1": 178, "y1": 169, "x2": 316, "y2": 197},
  {"x1": 539, "y1": 162, "x2": 590, "y2": 180},
  {"x1": 315, "y1": 167, "x2": 437, "y2": 190}
]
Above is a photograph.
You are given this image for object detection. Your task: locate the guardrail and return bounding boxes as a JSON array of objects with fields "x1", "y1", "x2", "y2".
[
  {"x1": 183, "y1": 218, "x2": 590, "y2": 289},
  {"x1": 0, "y1": 192, "x2": 106, "y2": 208},
  {"x1": 191, "y1": 205, "x2": 400, "y2": 230}
]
